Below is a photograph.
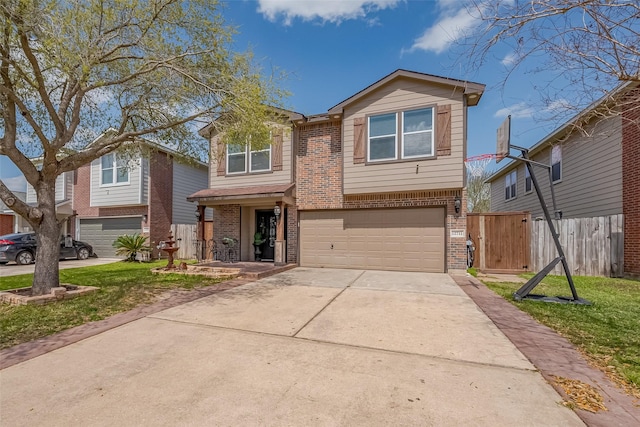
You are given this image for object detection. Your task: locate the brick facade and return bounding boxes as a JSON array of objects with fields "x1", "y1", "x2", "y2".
[
  {"x1": 286, "y1": 205, "x2": 298, "y2": 263},
  {"x1": 148, "y1": 152, "x2": 173, "y2": 257},
  {"x1": 296, "y1": 121, "x2": 343, "y2": 210},
  {"x1": 622, "y1": 95, "x2": 640, "y2": 276},
  {"x1": 213, "y1": 204, "x2": 241, "y2": 258}
]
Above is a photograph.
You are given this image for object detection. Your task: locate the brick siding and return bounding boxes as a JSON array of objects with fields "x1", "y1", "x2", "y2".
[
  {"x1": 622, "y1": 92, "x2": 640, "y2": 276},
  {"x1": 213, "y1": 204, "x2": 241, "y2": 258},
  {"x1": 286, "y1": 205, "x2": 298, "y2": 263},
  {"x1": 296, "y1": 121, "x2": 343, "y2": 210},
  {"x1": 148, "y1": 152, "x2": 173, "y2": 257}
]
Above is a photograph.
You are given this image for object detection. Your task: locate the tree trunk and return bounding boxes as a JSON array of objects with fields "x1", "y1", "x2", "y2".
[{"x1": 31, "y1": 181, "x2": 61, "y2": 296}]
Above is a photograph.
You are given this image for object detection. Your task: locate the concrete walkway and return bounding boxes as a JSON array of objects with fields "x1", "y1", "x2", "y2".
[
  {"x1": 0, "y1": 268, "x2": 583, "y2": 426},
  {"x1": 0, "y1": 257, "x2": 121, "y2": 278}
]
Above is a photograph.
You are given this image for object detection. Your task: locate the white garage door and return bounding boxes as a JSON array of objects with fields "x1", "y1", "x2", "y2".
[
  {"x1": 299, "y1": 208, "x2": 445, "y2": 272},
  {"x1": 79, "y1": 217, "x2": 142, "y2": 258}
]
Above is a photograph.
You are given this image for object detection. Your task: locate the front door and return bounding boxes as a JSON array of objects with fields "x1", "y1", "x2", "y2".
[{"x1": 256, "y1": 210, "x2": 277, "y2": 261}]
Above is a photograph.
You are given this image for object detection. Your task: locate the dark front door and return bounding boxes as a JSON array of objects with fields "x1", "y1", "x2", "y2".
[{"x1": 256, "y1": 210, "x2": 277, "y2": 261}]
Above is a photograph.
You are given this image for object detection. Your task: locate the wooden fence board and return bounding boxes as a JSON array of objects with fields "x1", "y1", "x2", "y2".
[{"x1": 171, "y1": 224, "x2": 197, "y2": 260}]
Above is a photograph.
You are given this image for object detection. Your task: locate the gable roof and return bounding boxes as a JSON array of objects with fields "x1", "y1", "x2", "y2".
[
  {"x1": 486, "y1": 80, "x2": 640, "y2": 183},
  {"x1": 328, "y1": 69, "x2": 486, "y2": 114}
]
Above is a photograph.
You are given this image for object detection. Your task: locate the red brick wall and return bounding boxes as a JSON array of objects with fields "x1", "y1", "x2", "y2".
[
  {"x1": 296, "y1": 121, "x2": 343, "y2": 210},
  {"x1": 0, "y1": 214, "x2": 13, "y2": 235},
  {"x1": 213, "y1": 204, "x2": 241, "y2": 257},
  {"x1": 286, "y1": 205, "x2": 298, "y2": 263},
  {"x1": 622, "y1": 94, "x2": 640, "y2": 276},
  {"x1": 149, "y1": 151, "x2": 173, "y2": 257}
]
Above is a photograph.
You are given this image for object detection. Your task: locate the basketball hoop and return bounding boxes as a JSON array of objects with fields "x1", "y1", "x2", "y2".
[{"x1": 465, "y1": 154, "x2": 496, "y2": 177}]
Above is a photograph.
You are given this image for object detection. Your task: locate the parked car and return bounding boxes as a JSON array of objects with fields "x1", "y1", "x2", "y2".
[{"x1": 0, "y1": 233, "x2": 94, "y2": 265}]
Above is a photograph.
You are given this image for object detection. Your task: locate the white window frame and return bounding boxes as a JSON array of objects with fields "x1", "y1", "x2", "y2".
[
  {"x1": 401, "y1": 108, "x2": 435, "y2": 159},
  {"x1": 100, "y1": 153, "x2": 130, "y2": 186},
  {"x1": 551, "y1": 145, "x2": 562, "y2": 183},
  {"x1": 226, "y1": 144, "x2": 272, "y2": 175},
  {"x1": 226, "y1": 144, "x2": 247, "y2": 174},
  {"x1": 524, "y1": 166, "x2": 532, "y2": 194},
  {"x1": 367, "y1": 112, "x2": 398, "y2": 162},
  {"x1": 505, "y1": 170, "x2": 517, "y2": 201},
  {"x1": 367, "y1": 106, "x2": 435, "y2": 163}
]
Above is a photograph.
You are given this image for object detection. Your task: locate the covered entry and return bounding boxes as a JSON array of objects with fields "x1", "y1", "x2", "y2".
[
  {"x1": 299, "y1": 207, "x2": 445, "y2": 272},
  {"x1": 78, "y1": 217, "x2": 142, "y2": 258}
]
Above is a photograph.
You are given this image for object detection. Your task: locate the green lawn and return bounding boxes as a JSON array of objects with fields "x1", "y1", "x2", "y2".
[
  {"x1": 0, "y1": 261, "x2": 226, "y2": 349},
  {"x1": 484, "y1": 275, "x2": 640, "y2": 396}
]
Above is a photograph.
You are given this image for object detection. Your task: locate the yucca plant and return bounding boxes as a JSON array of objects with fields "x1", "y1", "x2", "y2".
[{"x1": 112, "y1": 234, "x2": 151, "y2": 262}]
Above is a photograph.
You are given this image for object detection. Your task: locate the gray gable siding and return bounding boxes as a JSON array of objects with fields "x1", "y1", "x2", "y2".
[
  {"x1": 172, "y1": 160, "x2": 208, "y2": 224},
  {"x1": 490, "y1": 115, "x2": 623, "y2": 219}
]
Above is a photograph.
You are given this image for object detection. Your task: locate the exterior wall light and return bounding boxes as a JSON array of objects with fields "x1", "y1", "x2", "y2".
[
  {"x1": 273, "y1": 205, "x2": 281, "y2": 220},
  {"x1": 454, "y1": 195, "x2": 461, "y2": 215},
  {"x1": 195, "y1": 209, "x2": 201, "y2": 221}
]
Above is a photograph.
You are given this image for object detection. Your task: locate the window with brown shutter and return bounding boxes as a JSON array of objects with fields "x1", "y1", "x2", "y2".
[
  {"x1": 272, "y1": 129, "x2": 283, "y2": 171},
  {"x1": 353, "y1": 117, "x2": 365, "y2": 164},
  {"x1": 436, "y1": 104, "x2": 452, "y2": 156}
]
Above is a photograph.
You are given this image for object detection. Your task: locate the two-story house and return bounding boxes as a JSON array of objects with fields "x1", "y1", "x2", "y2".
[
  {"x1": 487, "y1": 81, "x2": 640, "y2": 277},
  {"x1": 23, "y1": 133, "x2": 209, "y2": 258},
  {"x1": 189, "y1": 70, "x2": 485, "y2": 272}
]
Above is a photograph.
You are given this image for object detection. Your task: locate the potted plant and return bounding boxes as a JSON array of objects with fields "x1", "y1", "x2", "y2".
[{"x1": 253, "y1": 232, "x2": 266, "y2": 261}]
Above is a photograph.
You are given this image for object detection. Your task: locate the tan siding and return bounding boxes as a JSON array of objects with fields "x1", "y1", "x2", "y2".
[
  {"x1": 208, "y1": 125, "x2": 293, "y2": 189},
  {"x1": 343, "y1": 78, "x2": 466, "y2": 194},
  {"x1": 490, "y1": 116, "x2": 623, "y2": 218}
]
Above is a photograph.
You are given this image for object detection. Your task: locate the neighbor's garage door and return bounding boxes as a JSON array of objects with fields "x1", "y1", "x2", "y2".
[
  {"x1": 79, "y1": 217, "x2": 141, "y2": 258},
  {"x1": 299, "y1": 208, "x2": 445, "y2": 272}
]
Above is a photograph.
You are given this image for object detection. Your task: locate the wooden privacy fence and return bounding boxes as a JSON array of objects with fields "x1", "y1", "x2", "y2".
[
  {"x1": 170, "y1": 224, "x2": 197, "y2": 260},
  {"x1": 531, "y1": 214, "x2": 624, "y2": 277},
  {"x1": 467, "y1": 212, "x2": 531, "y2": 273}
]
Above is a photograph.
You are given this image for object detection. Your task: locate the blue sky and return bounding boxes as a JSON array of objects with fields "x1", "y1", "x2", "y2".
[{"x1": 1, "y1": 0, "x2": 570, "y2": 191}]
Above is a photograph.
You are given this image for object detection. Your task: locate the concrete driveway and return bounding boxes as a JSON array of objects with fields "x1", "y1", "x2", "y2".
[
  {"x1": 0, "y1": 268, "x2": 583, "y2": 426},
  {"x1": 0, "y1": 257, "x2": 121, "y2": 278}
]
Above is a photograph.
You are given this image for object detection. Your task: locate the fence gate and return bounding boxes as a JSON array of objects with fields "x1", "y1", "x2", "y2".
[{"x1": 467, "y1": 212, "x2": 531, "y2": 273}]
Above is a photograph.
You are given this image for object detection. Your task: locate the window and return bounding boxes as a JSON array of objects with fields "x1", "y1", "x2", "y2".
[
  {"x1": 505, "y1": 170, "x2": 517, "y2": 200},
  {"x1": 368, "y1": 107, "x2": 434, "y2": 162},
  {"x1": 227, "y1": 144, "x2": 271, "y2": 174},
  {"x1": 551, "y1": 145, "x2": 562, "y2": 183},
  {"x1": 101, "y1": 153, "x2": 129, "y2": 185},
  {"x1": 525, "y1": 167, "x2": 532, "y2": 193}
]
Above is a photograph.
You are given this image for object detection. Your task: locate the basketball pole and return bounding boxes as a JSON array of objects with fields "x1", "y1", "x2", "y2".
[{"x1": 506, "y1": 146, "x2": 590, "y2": 305}]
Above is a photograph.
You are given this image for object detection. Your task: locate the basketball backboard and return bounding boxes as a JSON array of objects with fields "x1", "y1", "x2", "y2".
[{"x1": 496, "y1": 115, "x2": 511, "y2": 163}]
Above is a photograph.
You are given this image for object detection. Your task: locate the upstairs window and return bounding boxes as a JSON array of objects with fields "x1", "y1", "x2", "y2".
[
  {"x1": 368, "y1": 107, "x2": 434, "y2": 162},
  {"x1": 505, "y1": 170, "x2": 517, "y2": 201},
  {"x1": 525, "y1": 167, "x2": 532, "y2": 193},
  {"x1": 227, "y1": 144, "x2": 271, "y2": 174},
  {"x1": 551, "y1": 145, "x2": 562, "y2": 183},
  {"x1": 101, "y1": 153, "x2": 129, "y2": 185}
]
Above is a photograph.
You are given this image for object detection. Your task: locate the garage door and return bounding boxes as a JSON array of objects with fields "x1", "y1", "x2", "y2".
[
  {"x1": 79, "y1": 217, "x2": 142, "y2": 258},
  {"x1": 299, "y1": 208, "x2": 445, "y2": 272}
]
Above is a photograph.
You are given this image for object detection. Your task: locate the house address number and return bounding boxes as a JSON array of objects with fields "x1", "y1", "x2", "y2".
[{"x1": 450, "y1": 229, "x2": 465, "y2": 238}]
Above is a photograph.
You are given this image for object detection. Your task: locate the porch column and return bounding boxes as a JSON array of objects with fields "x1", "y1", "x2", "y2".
[
  {"x1": 196, "y1": 205, "x2": 205, "y2": 261},
  {"x1": 274, "y1": 201, "x2": 286, "y2": 266}
]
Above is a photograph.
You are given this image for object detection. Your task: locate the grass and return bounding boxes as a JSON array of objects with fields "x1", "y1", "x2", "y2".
[
  {"x1": 0, "y1": 261, "x2": 226, "y2": 349},
  {"x1": 484, "y1": 274, "x2": 640, "y2": 396}
]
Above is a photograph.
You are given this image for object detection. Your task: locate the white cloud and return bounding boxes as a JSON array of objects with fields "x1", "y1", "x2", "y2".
[
  {"x1": 408, "y1": 1, "x2": 481, "y2": 54},
  {"x1": 494, "y1": 102, "x2": 535, "y2": 119},
  {"x1": 257, "y1": 0, "x2": 401, "y2": 25},
  {"x1": 2, "y1": 175, "x2": 27, "y2": 192},
  {"x1": 501, "y1": 52, "x2": 516, "y2": 66}
]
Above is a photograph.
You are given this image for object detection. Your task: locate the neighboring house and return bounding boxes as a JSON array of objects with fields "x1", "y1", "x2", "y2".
[
  {"x1": 487, "y1": 82, "x2": 640, "y2": 277},
  {"x1": 189, "y1": 69, "x2": 485, "y2": 273},
  {"x1": 0, "y1": 191, "x2": 29, "y2": 234},
  {"x1": 22, "y1": 134, "x2": 209, "y2": 258}
]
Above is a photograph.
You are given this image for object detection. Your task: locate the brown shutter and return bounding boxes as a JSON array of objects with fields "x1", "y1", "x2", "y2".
[
  {"x1": 272, "y1": 129, "x2": 283, "y2": 171},
  {"x1": 436, "y1": 105, "x2": 451, "y2": 156},
  {"x1": 216, "y1": 140, "x2": 226, "y2": 176},
  {"x1": 353, "y1": 117, "x2": 365, "y2": 164}
]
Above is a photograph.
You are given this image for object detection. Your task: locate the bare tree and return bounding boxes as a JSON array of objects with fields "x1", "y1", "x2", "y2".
[
  {"x1": 464, "y1": 0, "x2": 640, "y2": 132},
  {"x1": 0, "y1": 0, "x2": 286, "y2": 295},
  {"x1": 467, "y1": 170, "x2": 491, "y2": 213}
]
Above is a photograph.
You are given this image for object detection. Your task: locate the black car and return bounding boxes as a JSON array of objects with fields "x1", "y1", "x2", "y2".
[{"x1": 0, "y1": 233, "x2": 94, "y2": 265}]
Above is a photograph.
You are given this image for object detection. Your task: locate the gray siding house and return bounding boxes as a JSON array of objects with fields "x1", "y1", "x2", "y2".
[{"x1": 487, "y1": 82, "x2": 640, "y2": 277}]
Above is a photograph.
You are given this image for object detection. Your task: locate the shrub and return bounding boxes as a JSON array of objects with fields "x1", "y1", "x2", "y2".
[{"x1": 112, "y1": 234, "x2": 151, "y2": 262}]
